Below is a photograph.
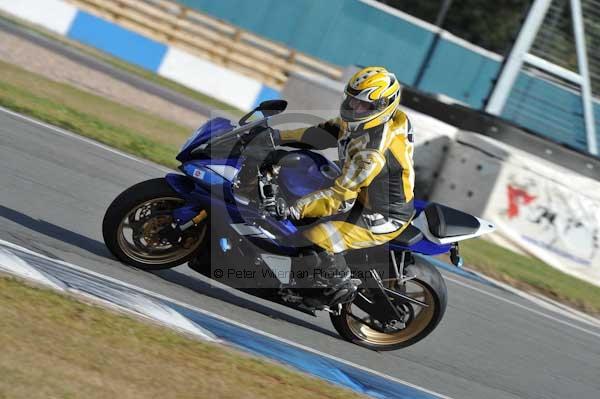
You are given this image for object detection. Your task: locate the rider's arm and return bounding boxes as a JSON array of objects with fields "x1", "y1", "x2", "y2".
[
  {"x1": 279, "y1": 118, "x2": 341, "y2": 150},
  {"x1": 289, "y1": 149, "x2": 386, "y2": 219}
]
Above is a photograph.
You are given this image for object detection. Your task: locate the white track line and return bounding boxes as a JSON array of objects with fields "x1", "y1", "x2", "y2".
[
  {"x1": 529, "y1": 293, "x2": 600, "y2": 327},
  {"x1": 0, "y1": 238, "x2": 454, "y2": 399},
  {"x1": 0, "y1": 106, "x2": 172, "y2": 173},
  {"x1": 0, "y1": 247, "x2": 66, "y2": 290},
  {"x1": 445, "y1": 276, "x2": 600, "y2": 339},
  {"x1": 464, "y1": 269, "x2": 600, "y2": 329}
]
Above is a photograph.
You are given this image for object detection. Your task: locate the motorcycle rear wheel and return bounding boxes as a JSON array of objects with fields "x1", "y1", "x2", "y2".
[
  {"x1": 102, "y1": 178, "x2": 207, "y2": 270},
  {"x1": 330, "y1": 258, "x2": 447, "y2": 351}
]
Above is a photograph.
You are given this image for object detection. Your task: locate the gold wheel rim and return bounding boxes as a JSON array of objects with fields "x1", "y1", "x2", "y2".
[
  {"x1": 116, "y1": 197, "x2": 206, "y2": 265},
  {"x1": 346, "y1": 280, "x2": 436, "y2": 346}
]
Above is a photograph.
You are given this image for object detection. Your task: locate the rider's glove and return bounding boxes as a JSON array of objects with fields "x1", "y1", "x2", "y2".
[
  {"x1": 287, "y1": 204, "x2": 301, "y2": 220},
  {"x1": 265, "y1": 196, "x2": 290, "y2": 220}
]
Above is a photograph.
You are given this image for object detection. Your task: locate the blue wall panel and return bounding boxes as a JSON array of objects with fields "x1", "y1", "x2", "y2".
[
  {"x1": 419, "y1": 38, "x2": 501, "y2": 108},
  {"x1": 67, "y1": 11, "x2": 167, "y2": 72},
  {"x1": 176, "y1": 0, "x2": 434, "y2": 85},
  {"x1": 502, "y1": 73, "x2": 589, "y2": 150},
  {"x1": 173, "y1": 1, "x2": 492, "y2": 109}
]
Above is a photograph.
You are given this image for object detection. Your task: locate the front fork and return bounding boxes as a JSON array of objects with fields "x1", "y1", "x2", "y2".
[{"x1": 159, "y1": 173, "x2": 211, "y2": 244}]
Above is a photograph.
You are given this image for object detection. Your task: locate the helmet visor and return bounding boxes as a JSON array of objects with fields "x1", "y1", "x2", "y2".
[{"x1": 340, "y1": 95, "x2": 378, "y2": 121}]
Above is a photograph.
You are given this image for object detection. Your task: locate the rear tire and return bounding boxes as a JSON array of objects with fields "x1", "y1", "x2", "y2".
[
  {"x1": 330, "y1": 256, "x2": 447, "y2": 351},
  {"x1": 102, "y1": 178, "x2": 207, "y2": 270}
]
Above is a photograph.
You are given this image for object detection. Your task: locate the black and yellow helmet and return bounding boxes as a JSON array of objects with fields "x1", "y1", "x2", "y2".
[{"x1": 340, "y1": 66, "x2": 401, "y2": 131}]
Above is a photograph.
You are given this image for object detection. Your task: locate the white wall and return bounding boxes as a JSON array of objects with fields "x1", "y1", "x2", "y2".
[
  {"x1": 158, "y1": 47, "x2": 263, "y2": 111},
  {"x1": 431, "y1": 132, "x2": 600, "y2": 285},
  {"x1": 0, "y1": 0, "x2": 77, "y2": 35}
]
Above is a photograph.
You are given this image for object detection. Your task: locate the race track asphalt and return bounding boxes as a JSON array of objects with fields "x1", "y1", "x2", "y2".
[{"x1": 2, "y1": 109, "x2": 600, "y2": 399}]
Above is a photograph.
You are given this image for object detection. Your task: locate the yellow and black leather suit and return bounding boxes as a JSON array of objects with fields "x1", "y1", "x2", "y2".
[{"x1": 281, "y1": 110, "x2": 415, "y2": 254}]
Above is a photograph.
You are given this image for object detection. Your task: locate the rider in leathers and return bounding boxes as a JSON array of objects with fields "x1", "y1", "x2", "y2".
[{"x1": 276, "y1": 66, "x2": 416, "y2": 306}]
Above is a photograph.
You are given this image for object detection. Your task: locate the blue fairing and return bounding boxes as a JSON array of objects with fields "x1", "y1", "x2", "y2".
[
  {"x1": 392, "y1": 239, "x2": 452, "y2": 256},
  {"x1": 414, "y1": 199, "x2": 429, "y2": 212},
  {"x1": 278, "y1": 151, "x2": 340, "y2": 199},
  {"x1": 177, "y1": 117, "x2": 234, "y2": 163}
]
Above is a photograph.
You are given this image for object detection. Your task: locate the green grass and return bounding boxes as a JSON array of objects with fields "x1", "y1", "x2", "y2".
[
  {"x1": 461, "y1": 239, "x2": 600, "y2": 315},
  {"x1": 0, "y1": 276, "x2": 365, "y2": 399},
  {"x1": 0, "y1": 60, "x2": 185, "y2": 168},
  {"x1": 0, "y1": 12, "x2": 245, "y2": 117}
]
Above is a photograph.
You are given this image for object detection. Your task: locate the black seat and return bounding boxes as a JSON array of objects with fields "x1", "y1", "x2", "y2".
[
  {"x1": 424, "y1": 203, "x2": 480, "y2": 238},
  {"x1": 392, "y1": 224, "x2": 423, "y2": 246}
]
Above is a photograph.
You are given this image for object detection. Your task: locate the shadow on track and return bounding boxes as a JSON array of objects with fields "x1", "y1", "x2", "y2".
[
  {"x1": 154, "y1": 268, "x2": 341, "y2": 339},
  {"x1": 0, "y1": 205, "x2": 339, "y2": 338},
  {"x1": 0, "y1": 205, "x2": 112, "y2": 259}
]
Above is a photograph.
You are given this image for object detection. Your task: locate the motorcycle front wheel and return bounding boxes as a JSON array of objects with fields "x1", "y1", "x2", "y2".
[
  {"x1": 102, "y1": 178, "x2": 208, "y2": 270},
  {"x1": 330, "y1": 257, "x2": 447, "y2": 351}
]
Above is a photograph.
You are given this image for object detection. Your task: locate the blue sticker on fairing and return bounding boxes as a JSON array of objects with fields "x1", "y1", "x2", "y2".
[{"x1": 182, "y1": 163, "x2": 226, "y2": 185}]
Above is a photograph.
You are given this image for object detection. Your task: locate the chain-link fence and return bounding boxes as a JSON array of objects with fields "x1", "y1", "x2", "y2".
[
  {"x1": 380, "y1": 0, "x2": 599, "y2": 96},
  {"x1": 379, "y1": 0, "x2": 600, "y2": 154},
  {"x1": 530, "y1": 0, "x2": 600, "y2": 95},
  {"x1": 376, "y1": 0, "x2": 531, "y2": 55},
  {"x1": 501, "y1": 0, "x2": 600, "y2": 153}
]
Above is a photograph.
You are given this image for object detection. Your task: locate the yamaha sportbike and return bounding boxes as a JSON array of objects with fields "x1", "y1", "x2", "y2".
[{"x1": 102, "y1": 100, "x2": 495, "y2": 351}]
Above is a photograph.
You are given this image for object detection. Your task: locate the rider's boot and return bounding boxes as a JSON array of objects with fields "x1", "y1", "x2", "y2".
[
  {"x1": 317, "y1": 252, "x2": 355, "y2": 303},
  {"x1": 295, "y1": 250, "x2": 360, "y2": 308}
]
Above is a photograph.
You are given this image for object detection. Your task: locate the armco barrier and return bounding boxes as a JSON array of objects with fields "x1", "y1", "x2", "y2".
[
  {"x1": 430, "y1": 132, "x2": 600, "y2": 285},
  {"x1": 0, "y1": 0, "x2": 280, "y2": 110}
]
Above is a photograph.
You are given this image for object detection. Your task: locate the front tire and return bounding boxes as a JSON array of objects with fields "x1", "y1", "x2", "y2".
[
  {"x1": 102, "y1": 178, "x2": 207, "y2": 270},
  {"x1": 330, "y1": 256, "x2": 447, "y2": 351}
]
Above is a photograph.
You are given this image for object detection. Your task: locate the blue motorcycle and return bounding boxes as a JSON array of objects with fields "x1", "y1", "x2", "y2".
[{"x1": 103, "y1": 100, "x2": 495, "y2": 350}]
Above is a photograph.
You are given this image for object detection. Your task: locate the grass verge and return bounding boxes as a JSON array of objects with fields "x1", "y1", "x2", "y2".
[
  {"x1": 0, "y1": 276, "x2": 364, "y2": 399},
  {"x1": 0, "y1": 46, "x2": 598, "y2": 317},
  {"x1": 461, "y1": 239, "x2": 600, "y2": 316},
  {"x1": 0, "y1": 60, "x2": 186, "y2": 168},
  {"x1": 0, "y1": 12, "x2": 245, "y2": 117}
]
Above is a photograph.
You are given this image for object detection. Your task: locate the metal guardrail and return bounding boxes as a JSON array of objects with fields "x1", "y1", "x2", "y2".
[{"x1": 67, "y1": 0, "x2": 343, "y2": 88}]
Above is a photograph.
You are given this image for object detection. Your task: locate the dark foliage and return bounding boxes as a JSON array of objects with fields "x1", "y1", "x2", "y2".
[{"x1": 378, "y1": 0, "x2": 532, "y2": 54}]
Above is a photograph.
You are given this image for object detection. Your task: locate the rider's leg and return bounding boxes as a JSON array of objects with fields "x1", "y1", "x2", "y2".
[
  {"x1": 291, "y1": 213, "x2": 409, "y2": 305},
  {"x1": 302, "y1": 216, "x2": 408, "y2": 254}
]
